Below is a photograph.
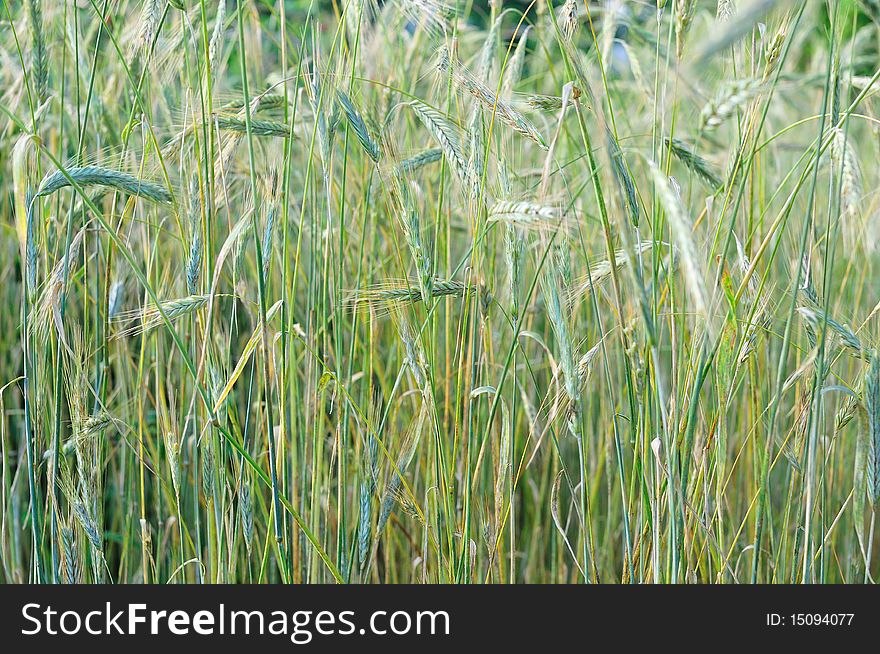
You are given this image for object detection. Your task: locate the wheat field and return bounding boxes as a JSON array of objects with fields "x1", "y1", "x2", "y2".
[{"x1": 1, "y1": 0, "x2": 879, "y2": 584}]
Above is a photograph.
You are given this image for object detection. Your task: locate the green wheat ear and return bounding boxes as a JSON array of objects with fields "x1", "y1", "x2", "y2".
[
  {"x1": 35, "y1": 166, "x2": 173, "y2": 204},
  {"x1": 336, "y1": 89, "x2": 381, "y2": 162},
  {"x1": 665, "y1": 138, "x2": 723, "y2": 191},
  {"x1": 214, "y1": 116, "x2": 292, "y2": 138},
  {"x1": 27, "y1": 0, "x2": 48, "y2": 103}
]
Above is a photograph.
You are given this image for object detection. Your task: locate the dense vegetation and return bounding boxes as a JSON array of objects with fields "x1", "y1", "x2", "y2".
[{"x1": 1, "y1": 0, "x2": 879, "y2": 583}]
